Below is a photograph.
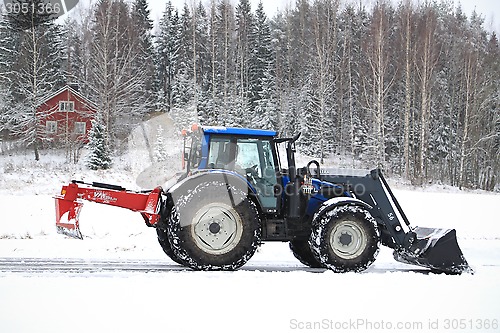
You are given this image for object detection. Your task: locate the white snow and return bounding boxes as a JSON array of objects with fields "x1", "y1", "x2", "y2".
[{"x1": 0, "y1": 152, "x2": 499, "y2": 333}]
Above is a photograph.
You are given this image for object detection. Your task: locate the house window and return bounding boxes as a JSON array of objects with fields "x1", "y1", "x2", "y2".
[
  {"x1": 59, "y1": 101, "x2": 74, "y2": 112},
  {"x1": 75, "y1": 122, "x2": 86, "y2": 134},
  {"x1": 46, "y1": 121, "x2": 57, "y2": 134}
]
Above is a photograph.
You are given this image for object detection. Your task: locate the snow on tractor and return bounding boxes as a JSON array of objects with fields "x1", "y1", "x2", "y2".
[{"x1": 55, "y1": 125, "x2": 472, "y2": 274}]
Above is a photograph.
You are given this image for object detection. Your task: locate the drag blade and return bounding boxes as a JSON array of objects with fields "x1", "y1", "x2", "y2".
[
  {"x1": 394, "y1": 227, "x2": 472, "y2": 274},
  {"x1": 56, "y1": 225, "x2": 83, "y2": 239},
  {"x1": 55, "y1": 196, "x2": 83, "y2": 240}
]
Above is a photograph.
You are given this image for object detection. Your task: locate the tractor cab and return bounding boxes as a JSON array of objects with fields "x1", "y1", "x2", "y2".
[{"x1": 183, "y1": 126, "x2": 283, "y2": 213}]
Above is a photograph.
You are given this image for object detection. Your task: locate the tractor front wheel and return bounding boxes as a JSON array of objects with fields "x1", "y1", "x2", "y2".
[
  {"x1": 167, "y1": 181, "x2": 261, "y2": 270},
  {"x1": 309, "y1": 205, "x2": 380, "y2": 272},
  {"x1": 289, "y1": 238, "x2": 324, "y2": 268}
]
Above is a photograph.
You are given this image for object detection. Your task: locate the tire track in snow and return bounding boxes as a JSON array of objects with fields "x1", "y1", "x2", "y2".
[{"x1": 0, "y1": 257, "x2": 449, "y2": 275}]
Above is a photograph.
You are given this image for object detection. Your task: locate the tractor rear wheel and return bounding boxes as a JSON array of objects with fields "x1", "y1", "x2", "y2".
[
  {"x1": 167, "y1": 181, "x2": 261, "y2": 270},
  {"x1": 289, "y1": 238, "x2": 324, "y2": 268},
  {"x1": 309, "y1": 205, "x2": 380, "y2": 272},
  {"x1": 156, "y1": 228, "x2": 185, "y2": 265}
]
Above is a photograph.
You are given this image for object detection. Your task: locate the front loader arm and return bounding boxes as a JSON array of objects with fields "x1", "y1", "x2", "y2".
[{"x1": 55, "y1": 181, "x2": 163, "y2": 239}]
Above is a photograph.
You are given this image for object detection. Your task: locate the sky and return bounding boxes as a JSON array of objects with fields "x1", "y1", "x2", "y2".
[
  {"x1": 64, "y1": 0, "x2": 499, "y2": 34},
  {"x1": 144, "y1": 0, "x2": 499, "y2": 33},
  {"x1": 144, "y1": 0, "x2": 288, "y2": 22}
]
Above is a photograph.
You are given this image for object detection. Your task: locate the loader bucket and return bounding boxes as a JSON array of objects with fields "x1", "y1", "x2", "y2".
[
  {"x1": 55, "y1": 196, "x2": 83, "y2": 239},
  {"x1": 394, "y1": 227, "x2": 472, "y2": 274}
]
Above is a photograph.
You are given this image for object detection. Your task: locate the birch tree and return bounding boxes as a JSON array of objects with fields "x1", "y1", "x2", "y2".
[
  {"x1": 415, "y1": 4, "x2": 438, "y2": 183},
  {"x1": 90, "y1": 0, "x2": 151, "y2": 145},
  {"x1": 6, "y1": 16, "x2": 63, "y2": 160},
  {"x1": 362, "y1": 1, "x2": 395, "y2": 168},
  {"x1": 398, "y1": 0, "x2": 416, "y2": 179},
  {"x1": 0, "y1": 15, "x2": 17, "y2": 128},
  {"x1": 308, "y1": 0, "x2": 338, "y2": 162}
]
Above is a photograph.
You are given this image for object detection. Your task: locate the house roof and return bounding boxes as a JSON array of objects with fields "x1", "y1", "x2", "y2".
[{"x1": 39, "y1": 85, "x2": 97, "y2": 109}]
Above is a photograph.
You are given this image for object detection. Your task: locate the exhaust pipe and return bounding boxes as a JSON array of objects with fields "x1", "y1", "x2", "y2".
[{"x1": 394, "y1": 227, "x2": 472, "y2": 274}]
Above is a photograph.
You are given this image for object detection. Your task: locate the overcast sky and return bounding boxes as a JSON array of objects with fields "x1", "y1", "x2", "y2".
[
  {"x1": 69, "y1": 0, "x2": 499, "y2": 34},
  {"x1": 145, "y1": 0, "x2": 499, "y2": 33}
]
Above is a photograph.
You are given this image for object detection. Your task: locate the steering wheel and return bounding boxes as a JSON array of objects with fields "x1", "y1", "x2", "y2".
[{"x1": 245, "y1": 165, "x2": 259, "y2": 182}]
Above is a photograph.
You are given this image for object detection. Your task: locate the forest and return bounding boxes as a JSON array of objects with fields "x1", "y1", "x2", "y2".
[{"x1": 0, "y1": 0, "x2": 498, "y2": 190}]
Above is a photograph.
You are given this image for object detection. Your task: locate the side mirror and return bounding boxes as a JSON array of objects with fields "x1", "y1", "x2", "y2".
[{"x1": 291, "y1": 132, "x2": 301, "y2": 143}]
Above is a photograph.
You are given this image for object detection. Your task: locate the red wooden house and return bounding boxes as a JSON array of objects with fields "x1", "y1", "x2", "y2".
[{"x1": 38, "y1": 85, "x2": 97, "y2": 144}]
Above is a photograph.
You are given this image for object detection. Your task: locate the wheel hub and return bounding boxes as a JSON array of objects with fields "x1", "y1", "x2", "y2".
[
  {"x1": 192, "y1": 203, "x2": 243, "y2": 255},
  {"x1": 339, "y1": 232, "x2": 353, "y2": 246},
  {"x1": 209, "y1": 222, "x2": 221, "y2": 234},
  {"x1": 330, "y1": 221, "x2": 367, "y2": 260}
]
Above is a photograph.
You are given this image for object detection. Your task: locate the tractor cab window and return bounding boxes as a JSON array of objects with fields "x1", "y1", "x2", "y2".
[
  {"x1": 207, "y1": 137, "x2": 234, "y2": 169},
  {"x1": 236, "y1": 138, "x2": 278, "y2": 210}
]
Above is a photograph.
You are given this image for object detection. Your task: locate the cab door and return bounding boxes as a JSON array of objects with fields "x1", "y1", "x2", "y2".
[{"x1": 234, "y1": 137, "x2": 280, "y2": 213}]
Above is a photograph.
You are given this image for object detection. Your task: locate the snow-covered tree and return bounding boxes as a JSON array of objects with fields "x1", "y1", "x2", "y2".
[
  {"x1": 86, "y1": 115, "x2": 112, "y2": 170},
  {"x1": 155, "y1": 1, "x2": 180, "y2": 112},
  {"x1": 235, "y1": 0, "x2": 254, "y2": 120},
  {"x1": 131, "y1": 0, "x2": 156, "y2": 112},
  {"x1": 5, "y1": 16, "x2": 64, "y2": 160},
  {"x1": 193, "y1": 2, "x2": 212, "y2": 124},
  {"x1": 89, "y1": 0, "x2": 152, "y2": 144},
  {"x1": 0, "y1": 16, "x2": 17, "y2": 124},
  {"x1": 249, "y1": 1, "x2": 273, "y2": 114},
  {"x1": 171, "y1": 3, "x2": 194, "y2": 111},
  {"x1": 254, "y1": 70, "x2": 278, "y2": 130},
  {"x1": 153, "y1": 125, "x2": 168, "y2": 162}
]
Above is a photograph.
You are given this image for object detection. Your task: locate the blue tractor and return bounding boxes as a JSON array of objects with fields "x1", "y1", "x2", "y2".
[
  {"x1": 157, "y1": 126, "x2": 470, "y2": 274},
  {"x1": 56, "y1": 125, "x2": 471, "y2": 274}
]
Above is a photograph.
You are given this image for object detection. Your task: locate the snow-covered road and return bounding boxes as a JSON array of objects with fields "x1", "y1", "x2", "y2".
[
  {"x1": 0, "y1": 241, "x2": 499, "y2": 333},
  {"x1": 0, "y1": 238, "x2": 498, "y2": 276}
]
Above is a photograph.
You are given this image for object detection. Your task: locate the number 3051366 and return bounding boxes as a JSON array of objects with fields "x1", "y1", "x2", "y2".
[
  {"x1": 2, "y1": 2, "x2": 61, "y2": 15},
  {"x1": 1, "y1": 1, "x2": 80, "y2": 19},
  {"x1": 444, "y1": 319, "x2": 498, "y2": 330}
]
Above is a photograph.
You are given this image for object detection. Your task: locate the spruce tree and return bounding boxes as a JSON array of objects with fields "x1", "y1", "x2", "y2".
[
  {"x1": 155, "y1": 2, "x2": 180, "y2": 112},
  {"x1": 254, "y1": 70, "x2": 278, "y2": 130},
  {"x1": 250, "y1": 1, "x2": 273, "y2": 112},
  {"x1": 235, "y1": 0, "x2": 254, "y2": 119},
  {"x1": 154, "y1": 125, "x2": 168, "y2": 163},
  {"x1": 86, "y1": 116, "x2": 112, "y2": 170},
  {"x1": 132, "y1": 0, "x2": 155, "y2": 111}
]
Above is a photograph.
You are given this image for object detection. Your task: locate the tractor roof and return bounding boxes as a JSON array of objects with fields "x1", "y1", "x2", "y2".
[{"x1": 202, "y1": 126, "x2": 277, "y2": 137}]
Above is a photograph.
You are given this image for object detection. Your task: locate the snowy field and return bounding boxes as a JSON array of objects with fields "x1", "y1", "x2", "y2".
[{"x1": 0, "y1": 152, "x2": 499, "y2": 333}]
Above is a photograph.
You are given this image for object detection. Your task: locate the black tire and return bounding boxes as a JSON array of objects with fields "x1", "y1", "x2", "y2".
[
  {"x1": 309, "y1": 205, "x2": 380, "y2": 272},
  {"x1": 156, "y1": 228, "x2": 186, "y2": 265},
  {"x1": 167, "y1": 181, "x2": 261, "y2": 270},
  {"x1": 289, "y1": 238, "x2": 324, "y2": 268}
]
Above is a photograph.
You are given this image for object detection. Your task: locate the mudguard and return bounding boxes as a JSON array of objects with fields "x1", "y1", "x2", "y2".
[
  {"x1": 167, "y1": 170, "x2": 260, "y2": 213},
  {"x1": 313, "y1": 197, "x2": 373, "y2": 220}
]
